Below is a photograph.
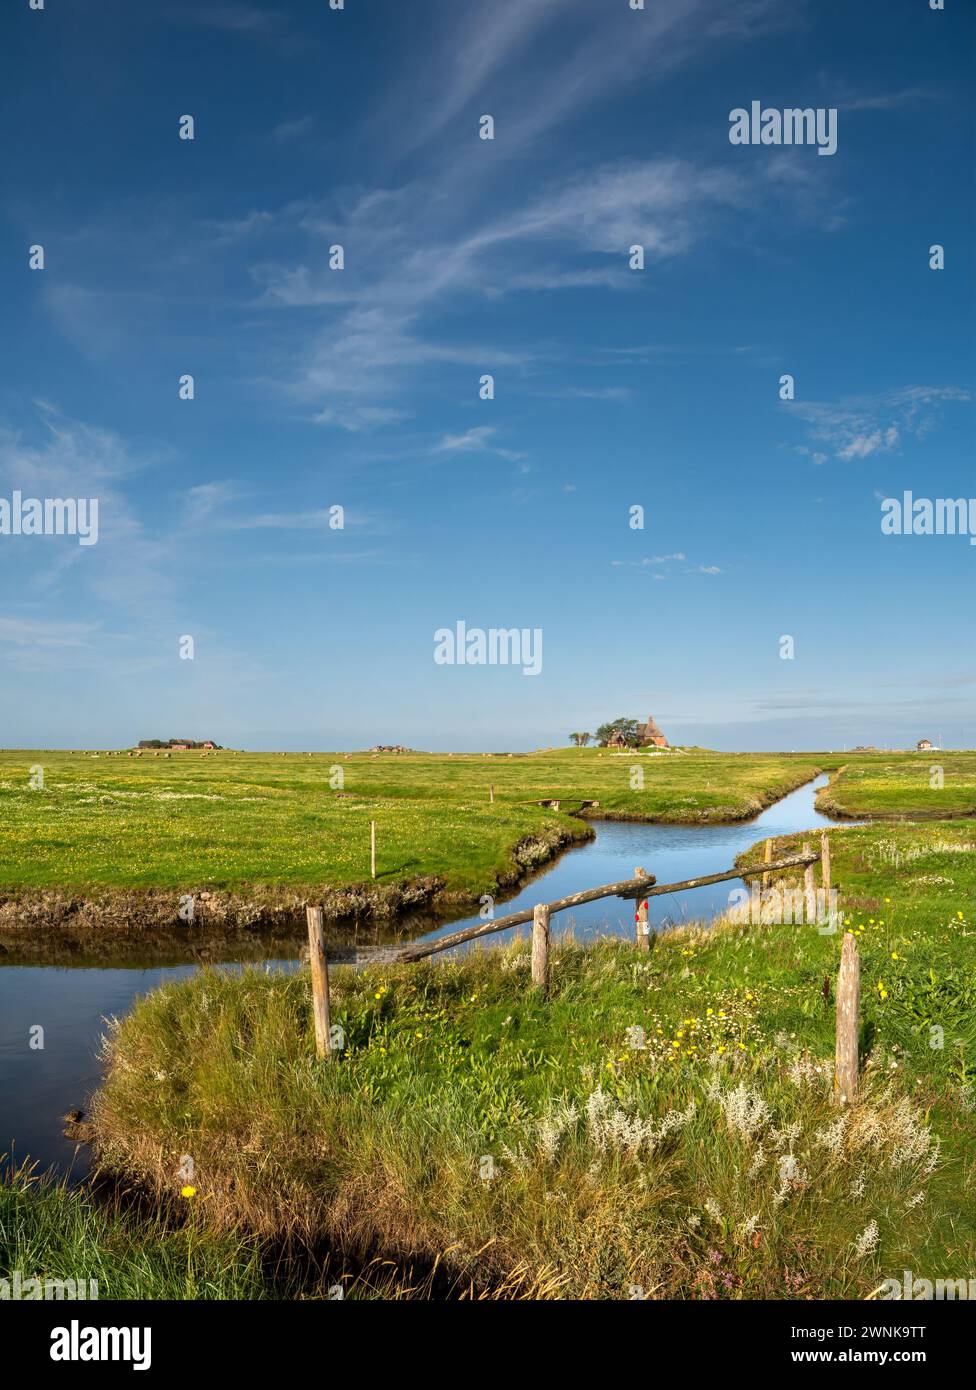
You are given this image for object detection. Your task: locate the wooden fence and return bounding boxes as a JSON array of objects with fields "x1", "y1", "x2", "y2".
[{"x1": 305, "y1": 831, "x2": 860, "y2": 1101}]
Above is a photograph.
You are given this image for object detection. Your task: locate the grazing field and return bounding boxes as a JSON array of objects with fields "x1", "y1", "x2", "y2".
[
  {"x1": 88, "y1": 818, "x2": 976, "y2": 1299},
  {"x1": 0, "y1": 748, "x2": 830, "y2": 904},
  {"x1": 818, "y1": 755, "x2": 976, "y2": 820}
]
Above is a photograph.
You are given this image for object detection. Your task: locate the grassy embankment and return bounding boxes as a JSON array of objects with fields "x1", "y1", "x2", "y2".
[
  {"x1": 0, "y1": 749, "x2": 834, "y2": 947},
  {"x1": 83, "y1": 816, "x2": 976, "y2": 1299}
]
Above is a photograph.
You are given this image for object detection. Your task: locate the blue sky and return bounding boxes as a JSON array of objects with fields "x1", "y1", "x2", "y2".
[{"x1": 1, "y1": 0, "x2": 973, "y2": 752}]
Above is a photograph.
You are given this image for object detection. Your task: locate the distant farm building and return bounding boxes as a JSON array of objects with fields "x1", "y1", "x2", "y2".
[
  {"x1": 917, "y1": 738, "x2": 934, "y2": 751},
  {"x1": 136, "y1": 738, "x2": 221, "y2": 751},
  {"x1": 640, "y1": 714, "x2": 668, "y2": 749},
  {"x1": 604, "y1": 715, "x2": 669, "y2": 750}
]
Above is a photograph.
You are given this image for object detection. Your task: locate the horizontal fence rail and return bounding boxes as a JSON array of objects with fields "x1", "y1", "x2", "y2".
[
  {"x1": 310, "y1": 849, "x2": 820, "y2": 970},
  {"x1": 305, "y1": 837, "x2": 857, "y2": 1102},
  {"x1": 396, "y1": 868, "x2": 657, "y2": 963},
  {"x1": 396, "y1": 850, "x2": 818, "y2": 963}
]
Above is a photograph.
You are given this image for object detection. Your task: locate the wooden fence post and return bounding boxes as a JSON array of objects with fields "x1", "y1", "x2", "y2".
[
  {"x1": 489, "y1": 784, "x2": 494, "y2": 803},
  {"x1": 531, "y1": 903, "x2": 550, "y2": 991},
  {"x1": 762, "y1": 837, "x2": 772, "y2": 893},
  {"x1": 370, "y1": 820, "x2": 376, "y2": 880},
  {"x1": 803, "y1": 842, "x2": 816, "y2": 924},
  {"x1": 820, "y1": 831, "x2": 831, "y2": 895},
  {"x1": 306, "y1": 905, "x2": 333, "y2": 1061},
  {"x1": 635, "y1": 867, "x2": 650, "y2": 951},
  {"x1": 834, "y1": 931, "x2": 860, "y2": 1103}
]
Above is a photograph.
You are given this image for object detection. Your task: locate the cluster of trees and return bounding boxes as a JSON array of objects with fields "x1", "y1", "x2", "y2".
[{"x1": 569, "y1": 718, "x2": 644, "y2": 749}]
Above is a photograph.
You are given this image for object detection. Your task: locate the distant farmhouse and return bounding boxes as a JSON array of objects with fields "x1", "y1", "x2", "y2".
[
  {"x1": 136, "y1": 739, "x2": 220, "y2": 751},
  {"x1": 639, "y1": 714, "x2": 668, "y2": 749},
  {"x1": 606, "y1": 714, "x2": 669, "y2": 750},
  {"x1": 916, "y1": 738, "x2": 934, "y2": 751}
]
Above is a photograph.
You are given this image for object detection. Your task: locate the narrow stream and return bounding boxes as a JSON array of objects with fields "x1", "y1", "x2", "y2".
[{"x1": 0, "y1": 775, "x2": 835, "y2": 1181}]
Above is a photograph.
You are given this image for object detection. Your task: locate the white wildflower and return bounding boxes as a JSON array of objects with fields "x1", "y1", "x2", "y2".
[
  {"x1": 535, "y1": 1099, "x2": 579, "y2": 1163},
  {"x1": 814, "y1": 1114, "x2": 848, "y2": 1156},
  {"x1": 720, "y1": 1082, "x2": 771, "y2": 1140},
  {"x1": 747, "y1": 1144, "x2": 766, "y2": 1179},
  {"x1": 853, "y1": 1220, "x2": 879, "y2": 1258},
  {"x1": 736, "y1": 1213, "x2": 760, "y2": 1242}
]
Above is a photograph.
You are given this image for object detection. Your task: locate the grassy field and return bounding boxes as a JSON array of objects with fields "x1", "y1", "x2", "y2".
[
  {"x1": 0, "y1": 748, "x2": 831, "y2": 902},
  {"x1": 85, "y1": 817, "x2": 976, "y2": 1299},
  {"x1": 818, "y1": 755, "x2": 976, "y2": 820},
  {"x1": 3, "y1": 750, "x2": 974, "y2": 913}
]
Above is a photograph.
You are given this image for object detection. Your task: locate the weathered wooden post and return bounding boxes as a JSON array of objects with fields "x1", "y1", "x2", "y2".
[
  {"x1": 370, "y1": 820, "x2": 376, "y2": 880},
  {"x1": 762, "y1": 837, "x2": 772, "y2": 893},
  {"x1": 803, "y1": 842, "x2": 816, "y2": 924},
  {"x1": 820, "y1": 831, "x2": 831, "y2": 895},
  {"x1": 305, "y1": 905, "x2": 333, "y2": 1061},
  {"x1": 834, "y1": 931, "x2": 860, "y2": 1103},
  {"x1": 635, "y1": 867, "x2": 650, "y2": 951},
  {"x1": 531, "y1": 903, "x2": 550, "y2": 991},
  {"x1": 489, "y1": 784, "x2": 494, "y2": 803}
]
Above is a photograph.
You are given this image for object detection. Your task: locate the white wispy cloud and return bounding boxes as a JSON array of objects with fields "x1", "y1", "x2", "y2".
[
  {"x1": 205, "y1": 210, "x2": 274, "y2": 244},
  {"x1": 612, "y1": 553, "x2": 725, "y2": 579},
  {"x1": 433, "y1": 426, "x2": 523, "y2": 462},
  {"x1": 379, "y1": 0, "x2": 794, "y2": 158},
  {"x1": 186, "y1": 5, "x2": 282, "y2": 34},
  {"x1": 822, "y1": 79, "x2": 940, "y2": 112},
  {"x1": 184, "y1": 481, "x2": 242, "y2": 525},
  {"x1": 0, "y1": 617, "x2": 97, "y2": 648},
  {"x1": 785, "y1": 386, "x2": 970, "y2": 462},
  {"x1": 554, "y1": 387, "x2": 633, "y2": 402},
  {"x1": 0, "y1": 407, "x2": 175, "y2": 616},
  {"x1": 270, "y1": 116, "x2": 313, "y2": 142},
  {"x1": 253, "y1": 158, "x2": 745, "y2": 431}
]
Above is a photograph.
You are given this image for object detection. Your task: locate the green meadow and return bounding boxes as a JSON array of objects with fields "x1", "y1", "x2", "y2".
[
  {"x1": 4, "y1": 746, "x2": 971, "y2": 903},
  {"x1": 3, "y1": 746, "x2": 975, "y2": 1298},
  {"x1": 86, "y1": 816, "x2": 976, "y2": 1299},
  {"x1": 818, "y1": 754, "x2": 976, "y2": 819},
  {"x1": 0, "y1": 747, "x2": 832, "y2": 899}
]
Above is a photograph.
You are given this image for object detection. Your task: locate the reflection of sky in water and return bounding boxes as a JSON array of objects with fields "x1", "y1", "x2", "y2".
[
  {"x1": 414, "y1": 774, "x2": 834, "y2": 950},
  {"x1": 0, "y1": 777, "x2": 833, "y2": 1179}
]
